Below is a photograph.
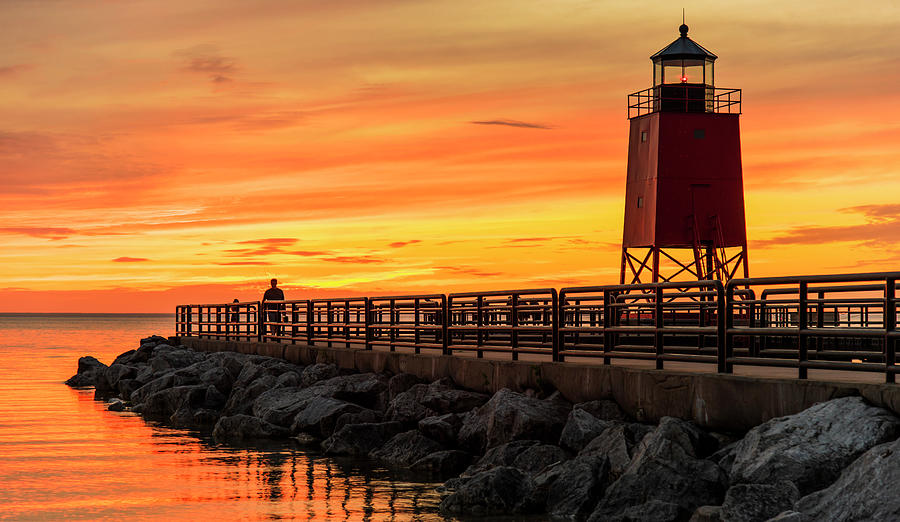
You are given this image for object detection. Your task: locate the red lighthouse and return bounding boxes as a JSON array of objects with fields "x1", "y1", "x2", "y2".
[{"x1": 620, "y1": 24, "x2": 748, "y2": 284}]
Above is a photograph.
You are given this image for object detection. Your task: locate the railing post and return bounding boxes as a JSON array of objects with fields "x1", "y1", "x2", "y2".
[
  {"x1": 306, "y1": 301, "x2": 314, "y2": 346},
  {"x1": 603, "y1": 291, "x2": 612, "y2": 365},
  {"x1": 365, "y1": 298, "x2": 373, "y2": 351},
  {"x1": 442, "y1": 295, "x2": 450, "y2": 356},
  {"x1": 654, "y1": 284, "x2": 664, "y2": 370},
  {"x1": 720, "y1": 281, "x2": 730, "y2": 373},
  {"x1": 554, "y1": 290, "x2": 562, "y2": 363},
  {"x1": 476, "y1": 296, "x2": 484, "y2": 359},
  {"x1": 414, "y1": 298, "x2": 421, "y2": 354},
  {"x1": 256, "y1": 302, "x2": 264, "y2": 343},
  {"x1": 885, "y1": 278, "x2": 896, "y2": 384},
  {"x1": 816, "y1": 291, "x2": 825, "y2": 353},
  {"x1": 798, "y1": 281, "x2": 809, "y2": 379},
  {"x1": 511, "y1": 294, "x2": 519, "y2": 361}
]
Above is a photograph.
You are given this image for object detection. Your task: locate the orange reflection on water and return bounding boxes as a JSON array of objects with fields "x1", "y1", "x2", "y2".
[{"x1": 0, "y1": 314, "x2": 446, "y2": 520}]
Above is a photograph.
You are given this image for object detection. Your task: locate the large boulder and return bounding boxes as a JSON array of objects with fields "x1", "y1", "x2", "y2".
[
  {"x1": 462, "y1": 440, "x2": 544, "y2": 477},
  {"x1": 410, "y1": 450, "x2": 472, "y2": 477},
  {"x1": 370, "y1": 430, "x2": 445, "y2": 467},
  {"x1": 253, "y1": 373, "x2": 389, "y2": 427},
  {"x1": 439, "y1": 466, "x2": 538, "y2": 516},
  {"x1": 728, "y1": 396, "x2": 900, "y2": 494},
  {"x1": 418, "y1": 413, "x2": 462, "y2": 446},
  {"x1": 590, "y1": 417, "x2": 727, "y2": 521},
  {"x1": 321, "y1": 421, "x2": 404, "y2": 456},
  {"x1": 148, "y1": 347, "x2": 203, "y2": 375},
  {"x1": 580, "y1": 423, "x2": 654, "y2": 478},
  {"x1": 793, "y1": 436, "x2": 900, "y2": 520},
  {"x1": 715, "y1": 481, "x2": 800, "y2": 522},
  {"x1": 559, "y1": 408, "x2": 616, "y2": 452},
  {"x1": 290, "y1": 397, "x2": 365, "y2": 438},
  {"x1": 300, "y1": 363, "x2": 339, "y2": 387},
  {"x1": 221, "y1": 374, "x2": 278, "y2": 416},
  {"x1": 212, "y1": 414, "x2": 290, "y2": 443},
  {"x1": 542, "y1": 455, "x2": 610, "y2": 520},
  {"x1": 140, "y1": 384, "x2": 207, "y2": 420},
  {"x1": 575, "y1": 399, "x2": 628, "y2": 422},
  {"x1": 457, "y1": 388, "x2": 571, "y2": 453},
  {"x1": 387, "y1": 381, "x2": 489, "y2": 426},
  {"x1": 65, "y1": 356, "x2": 108, "y2": 387}
]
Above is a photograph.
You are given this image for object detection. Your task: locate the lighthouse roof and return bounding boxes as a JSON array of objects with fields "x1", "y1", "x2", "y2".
[{"x1": 650, "y1": 24, "x2": 717, "y2": 62}]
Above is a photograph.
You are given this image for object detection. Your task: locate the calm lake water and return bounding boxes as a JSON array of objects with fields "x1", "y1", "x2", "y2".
[{"x1": 0, "y1": 314, "x2": 446, "y2": 521}]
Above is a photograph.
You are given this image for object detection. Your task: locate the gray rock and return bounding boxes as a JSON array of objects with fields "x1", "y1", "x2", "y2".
[
  {"x1": 200, "y1": 367, "x2": 233, "y2": 395},
  {"x1": 410, "y1": 450, "x2": 472, "y2": 477},
  {"x1": 545, "y1": 455, "x2": 609, "y2": 520},
  {"x1": 105, "y1": 363, "x2": 136, "y2": 390},
  {"x1": 439, "y1": 466, "x2": 538, "y2": 516},
  {"x1": 690, "y1": 505, "x2": 723, "y2": 522},
  {"x1": 463, "y1": 440, "x2": 543, "y2": 477},
  {"x1": 129, "y1": 374, "x2": 175, "y2": 405},
  {"x1": 458, "y1": 388, "x2": 571, "y2": 453},
  {"x1": 720, "y1": 482, "x2": 800, "y2": 522},
  {"x1": 575, "y1": 399, "x2": 628, "y2": 422},
  {"x1": 594, "y1": 499, "x2": 683, "y2": 522},
  {"x1": 387, "y1": 372, "x2": 422, "y2": 401},
  {"x1": 418, "y1": 413, "x2": 462, "y2": 446},
  {"x1": 511, "y1": 443, "x2": 569, "y2": 475},
  {"x1": 729, "y1": 396, "x2": 900, "y2": 494},
  {"x1": 300, "y1": 363, "x2": 339, "y2": 387},
  {"x1": 148, "y1": 348, "x2": 202, "y2": 374},
  {"x1": 212, "y1": 414, "x2": 290, "y2": 443},
  {"x1": 291, "y1": 397, "x2": 364, "y2": 438},
  {"x1": 560, "y1": 408, "x2": 615, "y2": 452},
  {"x1": 65, "y1": 356, "x2": 108, "y2": 388},
  {"x1": 141, "y1": 384, "x2": 207, "y2": 420},
  {"x1": 204, "y1": 384, "x2": 227, "y2": 410},
  {"x1": 765, "y1": 511, "x2": 810, "y2": 522},
  {"x1": 386, "y1": 384, "x2": 435, "y2": 425},
  {"x1": 221, "y1": 374, "x2": 278, "y2": 416},
  {"x1": 321, "y1": 421, "x2": 404, "y2": 456},
  {"x1": 370, "y1": 430, "x2": 445, "y2": 467},
  {"x1": 107, "y1": 398, "x2": 126, "y2": 412},
  {"x1": 252, "y1": 386, "x2": 323, "y2": 427},
  {"x1": 117, "y1": 379, "x2": 143, "y2": 400},
  {"x1": 275, "y1": 371, "x2": 300, "y2": 388},
  {"x1": 591, "y1": 417, "x2": 726, "y2": 521},
  {"x1": 420, "y1": 382, "x2": 489, "y2": 414},
  {"x1": 333, "y1": 409, "x2": 383, "y2": 433},
  {"x1": 579, "y1": 423, "x2": 652, "y2": 478},
  {"x1": 793, "y1": 437, "x2": 900, "y2": 521},
  {"x1": 170, "y1": 404, "x2": 219, "y2": 427},
  {"x1": 328, "y1": 373, "x2": 389, "y2": 410}
]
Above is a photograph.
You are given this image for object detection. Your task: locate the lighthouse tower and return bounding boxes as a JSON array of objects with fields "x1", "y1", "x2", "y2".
[{"x1": 620, "y1": 24, "x2": 748, "y2": 284}]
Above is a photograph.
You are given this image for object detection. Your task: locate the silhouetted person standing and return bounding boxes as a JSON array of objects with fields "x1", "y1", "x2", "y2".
[{"x1": 262, "y1": 279, "x2": 285, "y2": 337}]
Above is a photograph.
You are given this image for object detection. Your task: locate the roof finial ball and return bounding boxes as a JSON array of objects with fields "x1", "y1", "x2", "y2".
[{"x1": 679, "y1": 23, "x2": 689, "y2": 37}]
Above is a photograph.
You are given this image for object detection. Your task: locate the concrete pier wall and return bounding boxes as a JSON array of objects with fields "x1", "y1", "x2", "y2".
[{"x1": 176, "y1": 336, "x2": 900, "y2": 432}]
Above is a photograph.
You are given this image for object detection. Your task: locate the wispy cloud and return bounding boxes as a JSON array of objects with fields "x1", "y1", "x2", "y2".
[
  {"x1": 0, "y1": 227, "x2": 77, "y2": 240},
  {"x1": 0, "y1": 64, "x2": 32, "y2": 77},
  {"x1": 112, "y1": 257, "x2": 149, "y2": 262},
  {"x1": 755, "y1": 204, "x2": 900, "y2": 248},
  {"x1": 237, "y1": 238, "x2": 298, "y2": 246},
  {"x1": 216, "y1": 261, "x2": 272, "y2": 266},
  {"x1": 436, "y1": 265, "x2": 502, "y2": 277},
  {"x1": 175, "y1": 45, "x2": 238, "y2": 84},
  {"x1": 469, "y1": 119, "x2": 552, "y2": 130},
  {"x1": 322, "y1": 255, "x2": 384, "y2": 264},
  {"x1": 389, "y1": 240, "x2": 422, "y2": 248}
]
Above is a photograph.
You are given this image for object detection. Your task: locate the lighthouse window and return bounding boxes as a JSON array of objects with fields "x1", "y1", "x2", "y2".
[
  {"x1": 693, "y1": 129, "x2": 705, "y2": 139},
  {"x1": 637, "y1": 197, "x2": 643, "y2": 208},
  {"x1": 641, "y1": 131, "x2": 648, "y2": 142}
]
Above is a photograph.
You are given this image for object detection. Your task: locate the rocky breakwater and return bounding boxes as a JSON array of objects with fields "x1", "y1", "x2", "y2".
[{"x1": 68, "y1": 336, "x2": 900, "y2": 521}]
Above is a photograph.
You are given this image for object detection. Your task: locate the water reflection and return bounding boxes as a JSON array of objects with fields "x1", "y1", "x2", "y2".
[{"x1": 0, "y1": 314, "x2": 448, "y2": 521}]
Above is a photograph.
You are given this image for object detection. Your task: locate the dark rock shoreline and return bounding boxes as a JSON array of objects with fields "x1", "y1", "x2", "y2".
[{"x1": 67, "y1": 335, "x2": 900, "y2": 521}]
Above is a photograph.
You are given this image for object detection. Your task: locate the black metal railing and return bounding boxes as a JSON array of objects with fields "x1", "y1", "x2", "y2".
[
  {"x1": 175, "y1": 271, "x2": 900, "y2": 383},
  {"x1": 627, "y1": 86, "x2": 741, "y2": 118}
]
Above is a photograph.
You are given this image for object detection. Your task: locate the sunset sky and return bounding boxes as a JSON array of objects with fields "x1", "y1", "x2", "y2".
[{"x1": 2, "y1": 1, "x2": 900, "y2": 312}]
